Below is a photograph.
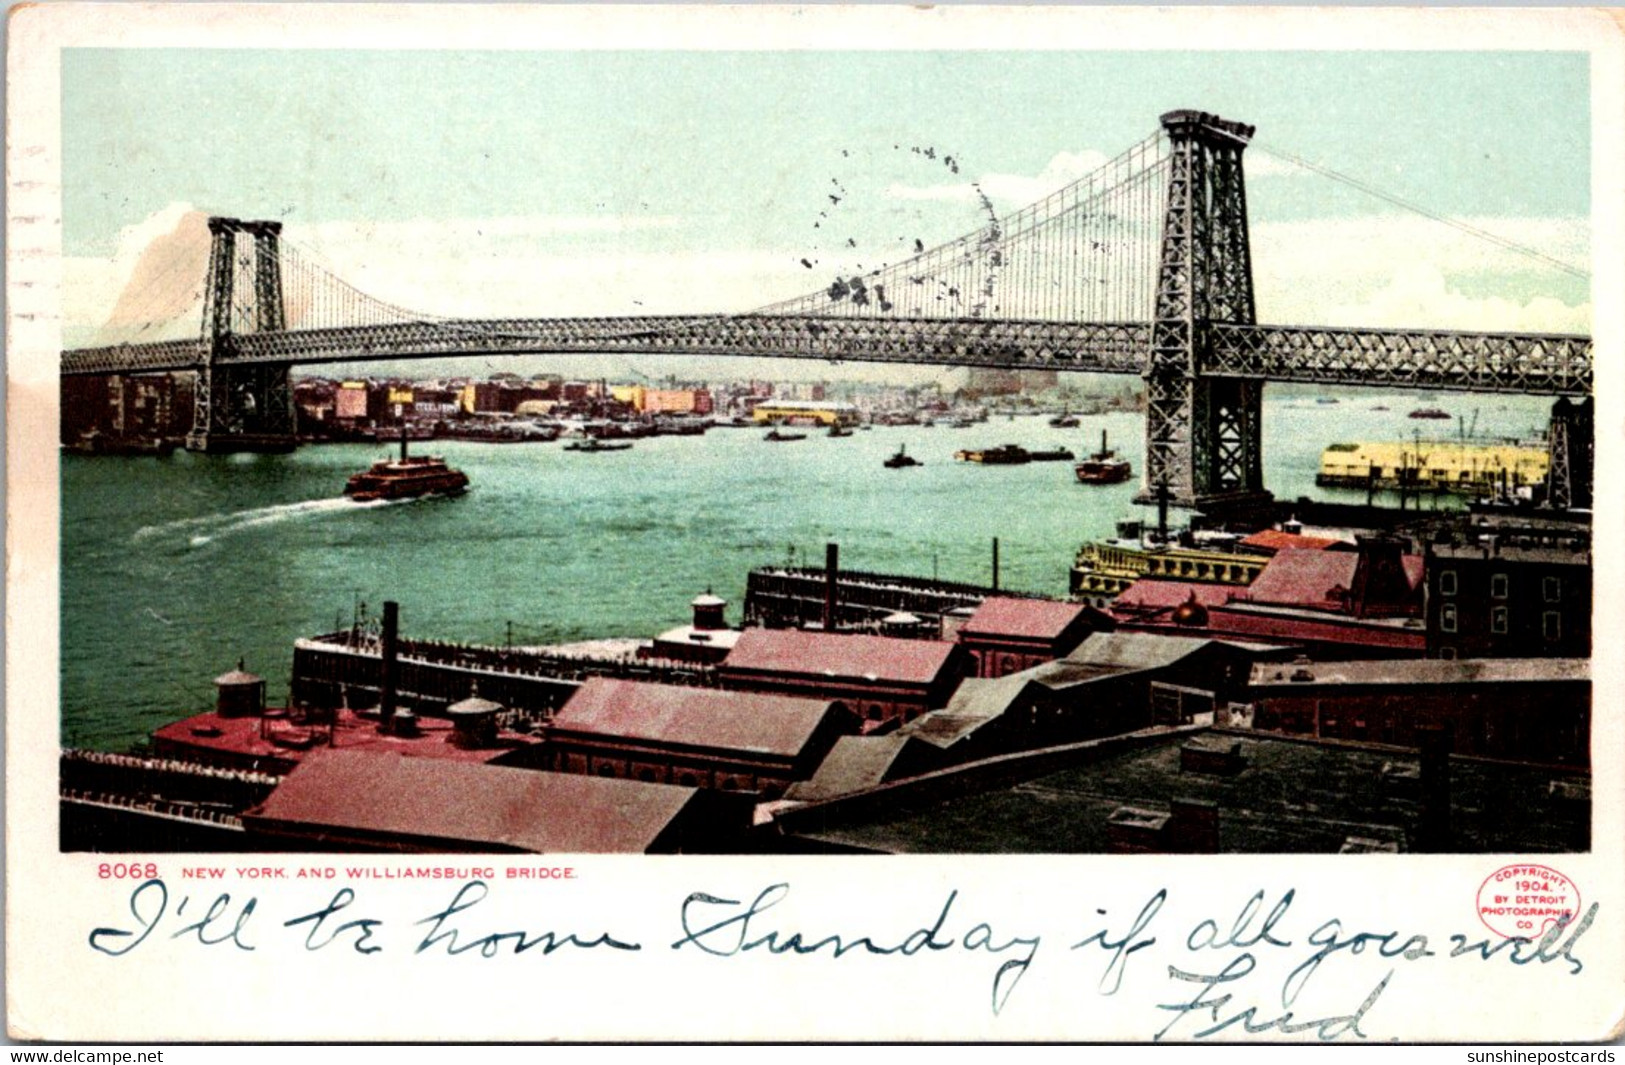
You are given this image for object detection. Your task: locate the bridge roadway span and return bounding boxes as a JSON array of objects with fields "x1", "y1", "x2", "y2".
[{"x1": 60, "y1": 314, "x2": 1593, "y2": 396}]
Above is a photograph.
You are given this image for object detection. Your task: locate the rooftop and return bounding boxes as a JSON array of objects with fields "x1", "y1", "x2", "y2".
[
  {"x1": 722, "y1": 629, "x2": 960, "y2": 686},
  {"x1": 151, "y1": 706, "x2": 541, "y2": 773},
  {"x1": 553, "y1": 678, "x2": 842, "y2": 757},
  {"x1": 1250, "y1": 657, "x2": 1590, "y2": 689},
  {"x1": 1240, "y1": 529, "x2": 1351, "y2": 554},
  {"x1": 787, "y1": 734, "x2": 912, "y2": 802},
  {"x1": 781, "y1": 731, "x2": 1590, "y2": 854},
  {"x1": 1245, "y1": 548, "x2": 1422, "y2": 612},
  {"x1": 959, "y1": 596, "x2": 1091, "y2": 641},
  {"x1": 245, "y1": 750, "x2": 701, "y2": 853},
  {"x1": 1060, "y1": 630, "x2": 1223, "y2": 672}
]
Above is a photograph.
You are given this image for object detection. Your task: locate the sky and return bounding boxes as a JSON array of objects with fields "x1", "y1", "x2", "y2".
[{"x1": 59, "y1": 48, "x2": 1593, "y2": 378}]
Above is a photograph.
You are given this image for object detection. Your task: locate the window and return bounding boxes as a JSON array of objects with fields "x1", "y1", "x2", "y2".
[
  {"x1": 1440, "y1": 570, "x2": 1458, "y2": 596},
  {"x1": 1544, "y1": 612, "x2": 1562, "y2": 641},
  {"x1": 1491, "y1": 573, "x2": 1508, "y2": 599},
  {"x1": 1544, "y1": 577, "x2": 1562, "y2": 603},
  {"x1": 1492, "y1": 606, "x2": 1509, "y2": 635},
  {"x1": 1441, "y1": 604, "x2": 1458, "y2": 633},
  {"x1": 1439, "y1": 646, "x2": 1458, "y2": 660}
]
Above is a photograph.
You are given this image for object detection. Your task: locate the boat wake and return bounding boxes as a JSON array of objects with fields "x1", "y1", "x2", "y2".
[{"x1": 134, "y1": 496, "x2": 400, "y2": 546}]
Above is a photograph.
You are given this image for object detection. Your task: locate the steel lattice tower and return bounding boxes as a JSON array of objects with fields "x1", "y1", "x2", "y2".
[
  {"x1": 1139, "y1": 110, "x2": 1269, "y2": 512},
  {"x1": 186, "y1": 217, "x2": 296, "y2": 452}
]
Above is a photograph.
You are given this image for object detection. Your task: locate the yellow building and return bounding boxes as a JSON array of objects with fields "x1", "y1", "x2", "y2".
[{"x1": 1316, "y1": 440, "x2": 1548, "y2": 495}]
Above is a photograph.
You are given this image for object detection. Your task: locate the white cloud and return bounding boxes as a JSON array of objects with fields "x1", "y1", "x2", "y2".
[
  {"x1": 1251, "y1": 214, "x2": 1589, "y2": 334},
  {"x1": 63, "y1": 203, "x2": 1592, "y2": 353}
]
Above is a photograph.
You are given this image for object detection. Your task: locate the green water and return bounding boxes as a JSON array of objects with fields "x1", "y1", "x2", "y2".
[{"x1": 60, "y1": 395, "x2": 1553, "y2": 751}]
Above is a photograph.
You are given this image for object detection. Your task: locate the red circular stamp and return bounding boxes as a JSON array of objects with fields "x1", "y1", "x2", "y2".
[{"x1": 1476, "y1": 864, "x2": 1581, "y2": 939}]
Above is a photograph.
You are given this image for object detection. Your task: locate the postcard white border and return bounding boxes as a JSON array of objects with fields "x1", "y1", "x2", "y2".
[{"x1": 8, "y1": 4, "x2": 1625, "y2": 1043}]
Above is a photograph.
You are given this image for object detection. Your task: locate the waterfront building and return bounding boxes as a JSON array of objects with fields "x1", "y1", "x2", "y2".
[
  {"x1": 718, "y1": 629, "x2": 970, "y2": 731},
  {"x1": 1109, "y1": 578, "x2": 1428, "y2": 658},
  {"x1": 954, "y1": 596, "x2": 1114, "y2": 677},
  {"x1": 788, "y1": 632, "x2": 1282, "y2": 799},
  {"x1": 242, "y1": 750, "x2": 751, "y2": 853},
  {"x1": 532, "y1": 678, "x2": 856, "y2": 797},
  {"x1": 1245, "y1": 657, "x2": 1590, "y2": 766},
  {"x1": 1110, "y1": 537, "x2": 1429, "y2": 657},
  {"x1": 1316, "y1": 439, "x2": 1549, "y2": 496},
  {"x1": 1424, "y1": 537, "x2": 1591, "y2": 660}
]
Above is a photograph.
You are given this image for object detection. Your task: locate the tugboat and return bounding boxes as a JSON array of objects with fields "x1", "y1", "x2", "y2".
[
  {"x1": 1048, "y1": 408, "x2": 1080, "y2": 428},
  {"x1": 1074, "y1": 430, "x2": 1132, "y2": 485},
  {"x1": 564, "y1": 436, "x2": 634, "y2": 453},
  {"x1": 764, "y1": 428, "x2": 808, "y2": 442},
  {"x1": 883, "y1": 445, "x2": 921, "y2": 469},
  {"x1": 1409, "y1": 407, "x2": 1451, "y2": 420},
  {"x1": 828, "y1": 424, "x2": 854, "y2": 438},
  {"x1": 344, "y1": 434, "x2": 469, "y2": 502}
]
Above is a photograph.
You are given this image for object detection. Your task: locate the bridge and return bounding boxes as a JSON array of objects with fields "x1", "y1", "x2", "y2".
[{"x1": 61, "y1": 110, "x2": 1594, "y2": 510}]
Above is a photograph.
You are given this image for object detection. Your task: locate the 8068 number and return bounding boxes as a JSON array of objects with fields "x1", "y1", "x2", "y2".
[{"x1": 98, "y1": 862, "x2": 159, "y2": 879}]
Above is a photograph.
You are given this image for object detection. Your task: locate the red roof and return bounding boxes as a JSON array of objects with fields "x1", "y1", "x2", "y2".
[
  {"x1": 554, "y1": 678, "x2": 842, "y2": 758},
  {"x1": 1112, "y1": 580, "x2": 1238, "y2": 612},
  {"x1": 1119, "y1": 606, "x2": 1425, "y2": 651},
  {"x1": 959, "y1": 597, "x2": 1089, "y2": 641},
  {"x1": 1191, "y1": 609, "x2": 1424, "y2": 650},
  {"x1": 1240, "y1": 529, "x2": 1349, "y2": 553},
  {"x1": 245, "y1": 750, "x2": 698, "y2": 852},
  {"x1": 1245, "y1": 549, "x2": 1423, "y2": 612},
  {"x1": 723, "y1": 629, "x2": 959, "y2": 686},
  {"x1": 151, "y1": 706, "x2": 539, "y2": 774}
]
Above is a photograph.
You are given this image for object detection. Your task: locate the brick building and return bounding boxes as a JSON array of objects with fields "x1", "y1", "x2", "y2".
[
  {"x1": 537, "y1": 678, "x2": 856, "y2": 797},
  {"x1": 719, "y1": 629, "x2": 970, "y2": 731},
  {"x1": 1424, "y1": 539, "x2": 1591, "y2": 659},
  {"x1": 955, "y1": 596, "x2": 1113, "y2": 677}
]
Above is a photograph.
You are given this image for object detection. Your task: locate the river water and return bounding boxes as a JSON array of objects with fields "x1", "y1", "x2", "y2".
[{"x1": 60, "y1": 394, "x2": 1553, "y2": 751}]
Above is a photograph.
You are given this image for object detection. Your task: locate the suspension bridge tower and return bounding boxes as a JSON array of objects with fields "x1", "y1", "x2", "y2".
[
  {"x1": 186, "y1": 217, "x2": 297, "y2": 453},
  {"x1": 1139, "y1": 110, "x2": 1270, "y2": 514}
]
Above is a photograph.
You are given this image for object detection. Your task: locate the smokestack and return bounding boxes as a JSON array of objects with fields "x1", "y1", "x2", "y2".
[
  {"x1": 379, "y1": 600, "x2": 399, "y2": 732},
  {"x1": 823, "y1": 543, "x2": 838, "y2": 632},
  {"x1": 1170, "y1": 798, "x2": 1220, "y2": 853},
  {"x1": 992, "y1": 537, "x2": 1000, "y2": 591},
  {"x1": 1417, "y1": 723, "x2": 1452, "y2": 852}
]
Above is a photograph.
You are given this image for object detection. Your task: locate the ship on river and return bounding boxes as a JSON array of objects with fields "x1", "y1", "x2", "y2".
[{"x1": 344, "y1": 435, "x2": 469, "y2": 502}]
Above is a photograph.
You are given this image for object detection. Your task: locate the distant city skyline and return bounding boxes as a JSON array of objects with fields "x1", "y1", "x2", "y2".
[{"x1": 62, "y1": 48, "x2": 1592, "y2": 382}]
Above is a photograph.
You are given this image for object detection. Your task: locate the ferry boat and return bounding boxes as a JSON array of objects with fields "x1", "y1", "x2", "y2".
[
  {"x1": 1069, "y1": 519, "x2": 1266, "y2": 604},
  {"x1": 1074, "y1": 431, "x2": 1132, "y2": 485},
  {"x1": 344, "y1": 436, "x2": 469, "y2": 502}
]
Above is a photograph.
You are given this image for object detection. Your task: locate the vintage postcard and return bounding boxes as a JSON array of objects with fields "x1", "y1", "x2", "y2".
[{"x1": 8, "y1": 4, "x2": 1624, "y2": 1044}]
